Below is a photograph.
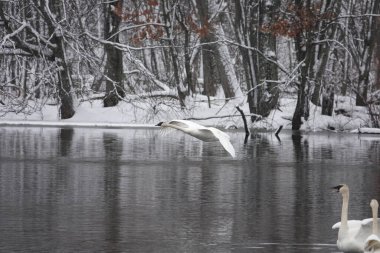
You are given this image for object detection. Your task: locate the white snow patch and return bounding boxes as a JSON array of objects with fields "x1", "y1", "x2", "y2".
[
  {"x1": 0, "y1": 94, "x2": 377, "y2": 133},
  {"x1": 351, "y1": 128, "x2": 380, "y2": 134}
]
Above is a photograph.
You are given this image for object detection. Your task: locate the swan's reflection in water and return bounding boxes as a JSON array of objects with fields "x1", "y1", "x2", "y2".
[{"x1": 0, "y1": 127, "x2": 379, "y2": 253}]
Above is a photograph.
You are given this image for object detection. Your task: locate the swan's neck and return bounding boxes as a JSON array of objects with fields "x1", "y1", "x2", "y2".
[
  {"x1": 373, "y1": 205, "x2": 378, "y2": 234},
  {"x1": 341, "y1": 191, "x2": 349, "y2": 229}
]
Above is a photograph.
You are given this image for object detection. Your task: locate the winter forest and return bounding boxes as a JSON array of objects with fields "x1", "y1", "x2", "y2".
[{"x1": 1, "y1": 0, "x2": 380, "y2": 130}]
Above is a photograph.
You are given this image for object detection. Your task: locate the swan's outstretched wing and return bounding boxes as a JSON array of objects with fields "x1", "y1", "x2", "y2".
[
  {"x1": 208, "y1": 127, "x2": 236, "y2": 158},
  {"x1": 354, "y1": 218, "x2": 380, "y2": 243},
  {"x1": 332, "y1": 220, "x2": 362, "y2": 229},
  {"x1": 361, "y1": 218, "x2": 380, "y2": 229},
  {"x1": 361, "y1": 218, "x2": 380, "y2": 227},
  {"x1": 159, "y1": 125, "x2": 177, "y2": 136},
  {"x1": 332, "y1": 222, "x2": 340, "y2": 230},
  {"x1": 170, "y1": 120, "x2": 207, "y2": 129},
  {"x1": 362, "y1": 218, "x2": 373, "y2": 226},
  {"x1": 167, "y1": 120, "x2": 192, "y2": 129}
]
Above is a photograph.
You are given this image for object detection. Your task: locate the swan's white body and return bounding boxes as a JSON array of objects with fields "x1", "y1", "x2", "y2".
[
  {"x1": 157, "y1": 120, "x2": 236, "y2": 158},
  {"x1": 364, "y1": 199, "x2": 380, "y2": 253},
  {"x1": 332, "y1": 184, "x2": 374, "y2": 252}
]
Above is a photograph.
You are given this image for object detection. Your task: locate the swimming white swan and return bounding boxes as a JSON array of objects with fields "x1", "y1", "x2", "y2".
[
  {"x1": 332, "y1": 184, "x2": 374, "y2": 252},
  {"x1": 364, "y1": 199, "x2": 380, "y2": 253},
  {"x1": 156, "y1": 120, "x2": 236, "y2": 158}
]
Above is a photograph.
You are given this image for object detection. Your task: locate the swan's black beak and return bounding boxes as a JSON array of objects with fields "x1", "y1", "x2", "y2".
[
  {"x1": 156, "y1": 122, "x2": 163, "y2": 126},
  {"x1": 332, "y1": 185, "x2": 343, "y2": 192}
]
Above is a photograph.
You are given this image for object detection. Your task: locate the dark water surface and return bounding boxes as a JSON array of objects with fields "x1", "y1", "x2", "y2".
[{"x1": 0, "y1": 126, "x2": 380, "y2": 252}]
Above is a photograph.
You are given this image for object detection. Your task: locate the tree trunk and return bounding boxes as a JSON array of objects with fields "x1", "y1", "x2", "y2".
[
  {"x1": 202, "y1": 39, "x2": 218, "y2": 98},
  {"x1": 292, "y1": 42, "x2": 312, "y2": 130},
  {"x1": 291, "y1": 0, "x2": 314, "y2": 130},
  {"x1": 212, "y1": 21, "x2": 244, "y2": 99},
  {"x1": 176, "y1": 4, "x2": 194, "y2": 94},
  {"x1": 356, "y1": 71, "x2": 370, "y2": 106},
  {"x1": 321, "y1": 87, "x2": 334, "y2": 116},
  {"x1": 195, "y1": 0, "x2": 217, "y2": 97},
  {"x1": 103, "y1": 1, "x2": 125, "y2": 107},
  {"x1": 161, "y1": 0, "x2": 186, "y2": 108},
  {"x1": 355, "y1": 0, "x2": 380, "y2": 106},
  {"x1": 49, "y1": 2, "x2": 75, "y2": 119},
  {"x1": 375, "y1": 15, "x2": 380, "y2": 91},
  {"x1": 198, "y1": 0, "x2": 245, "y2": 101},
  {"x1": 311, "y1": 16, "x2": 339, "y2": 106},
  {"x1": 233, "y1": 0, "x2": 259, "y2": 122},
  {"x1": 341, "y1": 0, "x2": 354, "y2": 96},
  {"x1": 53, "y1": 37, "x2": 76, "y2": 119},
  {"x1": 292, "y1": 84, "x2": 307, "y2": 130},
  {"x1": 256, "y1": 0, "x2": 280, "y2": 117},
  {"x1": 368, "y1": 14, "x2": 380, "y2": 128}
]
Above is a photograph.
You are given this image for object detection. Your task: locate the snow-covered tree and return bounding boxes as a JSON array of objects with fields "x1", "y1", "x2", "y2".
[
  {"x1": 347, "y1": 0, "x2": 380, "y2": 106},
  {"x1": 0, "y1": 1, "x2": 78, "y2": 118}
]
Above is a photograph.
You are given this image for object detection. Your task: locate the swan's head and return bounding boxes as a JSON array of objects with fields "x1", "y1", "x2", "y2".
[
  {"x1": 371, "y1": 199, "x2": 379, "y2": 209},
  {"x1": 332, "y1": 184, "x2": 349, "y2": 194},
  {"x1": 156, "y1": 122, "x2": 164, "y2": 126}
]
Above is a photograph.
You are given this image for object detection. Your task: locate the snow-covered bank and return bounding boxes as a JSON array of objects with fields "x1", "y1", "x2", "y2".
[
  {"x1": 0, "y1": 95, "x2": 378, "y2": 133},
  {"x1": 351, "y1": 128, "x2": 380, "y2": 134},
  {"x1": 0, "y1": 120, "x2": 155, "y2": 129}
]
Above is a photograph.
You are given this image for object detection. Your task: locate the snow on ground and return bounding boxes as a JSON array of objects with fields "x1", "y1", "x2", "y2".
[
  {"x1": 0, "y1": 94, "x2": 378, "y2": 133},
  {"x1": 351, "y1": 128, "x2": 380, "y2": 134},
  {"x1": 264, "y1": 96, "x2": 368, "y2": 132}
]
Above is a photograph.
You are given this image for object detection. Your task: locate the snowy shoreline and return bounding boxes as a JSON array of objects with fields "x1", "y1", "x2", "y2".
[
  {"x1": 0, "y1": 120, "x2": 156, "y2": 129},
  {"x1": 1, "y1": 119, "x2": 380, "y2": 135},
  {"x1": 0, "y1": 96, "x2": 379, "y2": 134}
]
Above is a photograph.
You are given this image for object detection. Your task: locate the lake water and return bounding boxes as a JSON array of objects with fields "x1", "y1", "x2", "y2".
[{"x1": 0, "y1": 126, "x2": 379, "y2": 252}]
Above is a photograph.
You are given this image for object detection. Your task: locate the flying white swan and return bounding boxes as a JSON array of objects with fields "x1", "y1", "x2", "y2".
[
  {"x1": 332, "y1": 184, "x2": 374, "y2": 252},
  {"x1": 364, "y1": 199, "x2": 380, "y2": 253},
  {"x1": 156, "y1": 120, "x2": 236, "y2": 158}
]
